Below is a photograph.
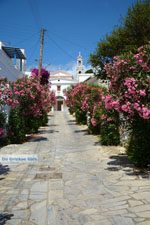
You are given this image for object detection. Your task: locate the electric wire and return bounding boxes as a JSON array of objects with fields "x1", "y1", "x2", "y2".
[
  {"x1": 27, "y1": 36, "x2": 41, "y2": 63},
  {"x1": 46, "y1": 33, "x2": 76, "y2": 61},
  {"x1": 34, "y1": 0, "x2": 43, "y2": 27},
  {"x1": 27, "y1": 0, "x2": 41, "y2": 31},
  {"x1": 47, "y1": 30, "x2": 90, "y2": 52},
  {"x1": 13, "y1": 31, "x2": 41, "y2": 46}
]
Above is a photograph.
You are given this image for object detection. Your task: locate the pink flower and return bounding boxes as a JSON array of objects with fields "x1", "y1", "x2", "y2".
[
  {"x1": 138, "y1": 59, "x2": 143, "y2": 64},
  {"x1": 91, "y1": 118, "x2": 97, "y2": 126},
  {"x1": 121, "y1": 105, "x2": 128, "y2": 112},
  {"x1": 139, "y1": 90, "x2": 146, "y2": 96},
  {"x1": 107, "y1": 118, "x2": 112, "y2": 122},
  {"x1": 0, "y1": 128, "x2": 5, "y2": 136},
  {"x1": 101, "y1": 114, "x2": 105, "y2": 120}
]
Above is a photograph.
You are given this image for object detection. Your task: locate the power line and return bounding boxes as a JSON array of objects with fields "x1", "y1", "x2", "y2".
[
  {"x1": 0, "y1": 22, "x2": 37, "y2": 29},
  {"x1": 27, "y1": 36, "x2": 41, "y2": 62},
  {"x1": 46, "y1": 33, "x2": 76, "y2": 61},
  {"x1": 34, "y1": 0, "x2": 43, "y2": 27},
  {"x1": 27, "y1": 0, "x2": 41, "y2": 31},
  {"x1": 13, "y1": 31, "x2": 40, "y2": 46},
  {"x1": 47, "y1": 30, "x2": 89, "y2": 52}
]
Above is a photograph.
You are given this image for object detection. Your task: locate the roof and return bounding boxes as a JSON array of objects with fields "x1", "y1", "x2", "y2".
[
  {"x1": 56, "y1": 96, "x2": 65, "y2": 99},
  {"x1": 51, "y1": 70, "x2": 74, "y2": 79},
  {"x1": 50, "y1": 78, "x2": 77, "y2": 84},
  {"x1": 2, "y1": 46, "x2": 26, "y2": 60}
]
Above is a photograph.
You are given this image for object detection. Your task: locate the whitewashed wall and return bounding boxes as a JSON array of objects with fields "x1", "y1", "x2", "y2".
[
  {"x1": 78, "y1": 73, "x2": 94, "y2": 83},
  {"x1": 50, "y1": 79, "x2": 77, "y2": 99},
  {"x1": 0, "y1": 49, "x2": 24, "y2": 81}
]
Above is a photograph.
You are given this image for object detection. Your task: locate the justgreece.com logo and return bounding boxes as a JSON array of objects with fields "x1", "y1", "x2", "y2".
[{"x1": 0, "y1": 154, "x2": 38, "y2": 163}]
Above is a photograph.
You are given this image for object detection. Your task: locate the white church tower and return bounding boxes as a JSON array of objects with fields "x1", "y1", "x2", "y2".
[
  {"x1": 76, "y1": 52, "x2": 93, "y2": 82},
  {"x1": 76, "y1": 52, "x2": 84, "y2": 81}
]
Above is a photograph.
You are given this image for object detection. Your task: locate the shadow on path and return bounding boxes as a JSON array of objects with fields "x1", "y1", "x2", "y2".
[
  {"x1": 0, "y1": 164, "x2": 10, "y2": 176},
  {"x1": 48, "y1": 114, "x2": 54, "y2": 118},
  {"x1": 0, "y1": 213, "x2": 14, "y2": 225},
  {"x1": 39, "y1": 129, "x2": 59, "y2": 135},
  {"x1": 94, "y1": 141, "x2": 101, "y2": 146},
  {"x1": 27, "y1": 135, "x2": 48, "y2": 142},
  {"x1": 68, "y1": 120, "x2": 76, "y2": 123},
  {"x1": 67, "y1": 119, "x2": 76, "y2": 125},
  {"x1": 74, "y1": 129, "x2": 89, "y2": 135},
  {"x1": 106, "y1": 153, "x2": 150, "y2": 178}
]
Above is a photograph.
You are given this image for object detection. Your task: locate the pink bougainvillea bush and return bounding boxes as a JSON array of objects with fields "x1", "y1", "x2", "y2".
[
  {"x1": 65, "y1": 83, "x2": 91, "y2": 124},
  {"x1": 0, "y1": 78, "x2": 8, "y2": 139},
  {"x1": 104, "y1": 45, "x2": 150, "y2": 120},
  {"x1": 65, "y1": 83, "x2": 105, "y2": 125},
  {"x1": 31, "y1": 68, "x2": 50, "y2": 85},
  {"x1": 104, "y1": 45, "x2": 150, "y2": 167},
  {"x1": 66, "y1": 45, "x2": 150, "y2": 166},
  {"x1": 0, "y1": 68, "x2": 56, "y2": 144},
  {"x1": 65, "y1": 82, "x2": 120, "y2": 143},
  {"x1": 0, "y1": 77, "x2": 19, "y2": 143},
  {"x1": 0, "y1": 77, "x2": 19, "y2": 108},
  {"x1": 8, "y1": 69, "x2": 55, "y2": 139},
  {"x1": 91, "y1": 99, "x2": 120, "y2": 145}
]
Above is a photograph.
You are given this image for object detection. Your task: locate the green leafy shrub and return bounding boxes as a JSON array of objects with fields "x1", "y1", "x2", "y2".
[
  {"x1": 7, "y1": 108, "x2": 26, "y2": 144},
  {"x1": 127, "y1": 116, "x2": 150, "y2": 167},
  {"x1": 75, "y1": 109, "x2": 87, "y2": 124},
  {"x1": 0, "y1": 111, "x2": 5, "y2": 127},
  {"x1": 100, "y1": 121, "x2": 120, "y2": 146},
  {"x1": 0, "y1": 111, "x2": 6, "y2": 146},
  {"x1": 40, "y1": 111, "x2": 48, "y2": 126},
  {"x1": 24, "y1": 115, "x2": 42, "y2": 134},
  {"x1": 88, "y1": 121, "x2": 100, "y2": 134}
]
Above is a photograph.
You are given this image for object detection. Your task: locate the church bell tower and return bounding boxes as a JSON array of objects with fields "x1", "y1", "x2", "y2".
[{"x1": 76, "y1": 52, "x2": 84, "y2": 81}]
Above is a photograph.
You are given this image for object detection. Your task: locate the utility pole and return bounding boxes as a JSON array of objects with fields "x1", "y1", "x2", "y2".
[{"x1": 38, "y1": 28, "x2": 46, "y2": 77}]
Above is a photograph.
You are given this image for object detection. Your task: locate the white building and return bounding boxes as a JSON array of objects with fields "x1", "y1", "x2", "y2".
[
  {"x1": 0, "y1": 41, "x2": 26, "y2": 81},
  {"x1": 84, "y1": 76, "x2": 108, "y2": 88},
  {"x1": 76, "y1": 52, "x2": 94, "y2": 82},
  {"x1": 50, "y1": 70, "x2": 77, "y2": 111},
  {"x1": 50, "y1": 53, "x2": 93, "y2": 111}
]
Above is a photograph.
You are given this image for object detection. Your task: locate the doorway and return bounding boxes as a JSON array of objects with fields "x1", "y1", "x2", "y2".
[{"x1": 57, "y1": 100, "x2": 63, "y2": 111}]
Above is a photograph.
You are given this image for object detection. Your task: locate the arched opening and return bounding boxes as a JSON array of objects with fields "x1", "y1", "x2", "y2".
[
  {"x1": 78, "y1": 60, "x2": 81, "y2": 66},
  {"x1": 54, "y1": 96, "x2": 65, "y2": 111}
]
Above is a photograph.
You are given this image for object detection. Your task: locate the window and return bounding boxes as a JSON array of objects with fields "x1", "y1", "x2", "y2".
[
  {"x1": 57, "y1": 85, "x2": 61, "y2": 91},
  {"x1": 78, "y1": 60, "x2": 81, "y2": 65}
]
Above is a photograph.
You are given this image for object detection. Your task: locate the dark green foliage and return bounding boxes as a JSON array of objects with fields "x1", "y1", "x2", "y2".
[
  {"x1": 7, "y1": 108, "x2": 26, "y2": 144},
  {"x1": 24, "y1": 112, "x2": 49, "y2": 134},
  {"x1": 100, "y1": 122, "x2": 120, "y2": 146},
  {"x1": 127, "y1": 117, "x2": 150, "y2": 167},
  {"x1": 68, "y1": 109, "x2": 74, "y2": 115},
  {"x1": 85, "y1": 69, "x2": 93, "y2": 74},
  {"x1": 0, "y1": 137, "x2": 10, "y2": 147},
  {"x1": 88, "y1": 122, "x2": 100, "y2": 134},
  {"x1": 7, "y1": 109, "x2": 49, "y2": 144},
  {"x1": 24, "y1": 115, "x2": 42, "y2": 134},
  {"x1": 0, "y1": 111, "x2": 5, "y2": 128},
  {"x1": 75, "y1": 110, "x2": 87, "y2": 125},
  {"x1": 41, "y1": 111, "x2": 48, "y2": 126},
  {"x1": 0, "y1": 112, "x2": 7, "y2": 146}
]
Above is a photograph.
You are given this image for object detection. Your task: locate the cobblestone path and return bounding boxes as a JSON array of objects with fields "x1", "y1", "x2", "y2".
[{"x1": 0, "y1": 111, "x2": 150, "y2": 225}]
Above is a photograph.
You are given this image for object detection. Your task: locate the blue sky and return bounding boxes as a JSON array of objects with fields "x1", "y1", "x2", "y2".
[{"x1": 0, "y1": 0, "x2": 135, "y2": 74}]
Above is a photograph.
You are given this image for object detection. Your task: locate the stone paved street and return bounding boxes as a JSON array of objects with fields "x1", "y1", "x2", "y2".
[{"x1": 0, "y1": 111, "x2": 150, "y2": 225}]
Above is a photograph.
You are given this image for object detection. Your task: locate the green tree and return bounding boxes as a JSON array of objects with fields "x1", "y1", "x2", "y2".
[
  {"x1": 89, "y1": 0, "x2": 150, "y2": 79},
  {"x1": 85, "y1": 69, "x2": 94, "y2": 74}
]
